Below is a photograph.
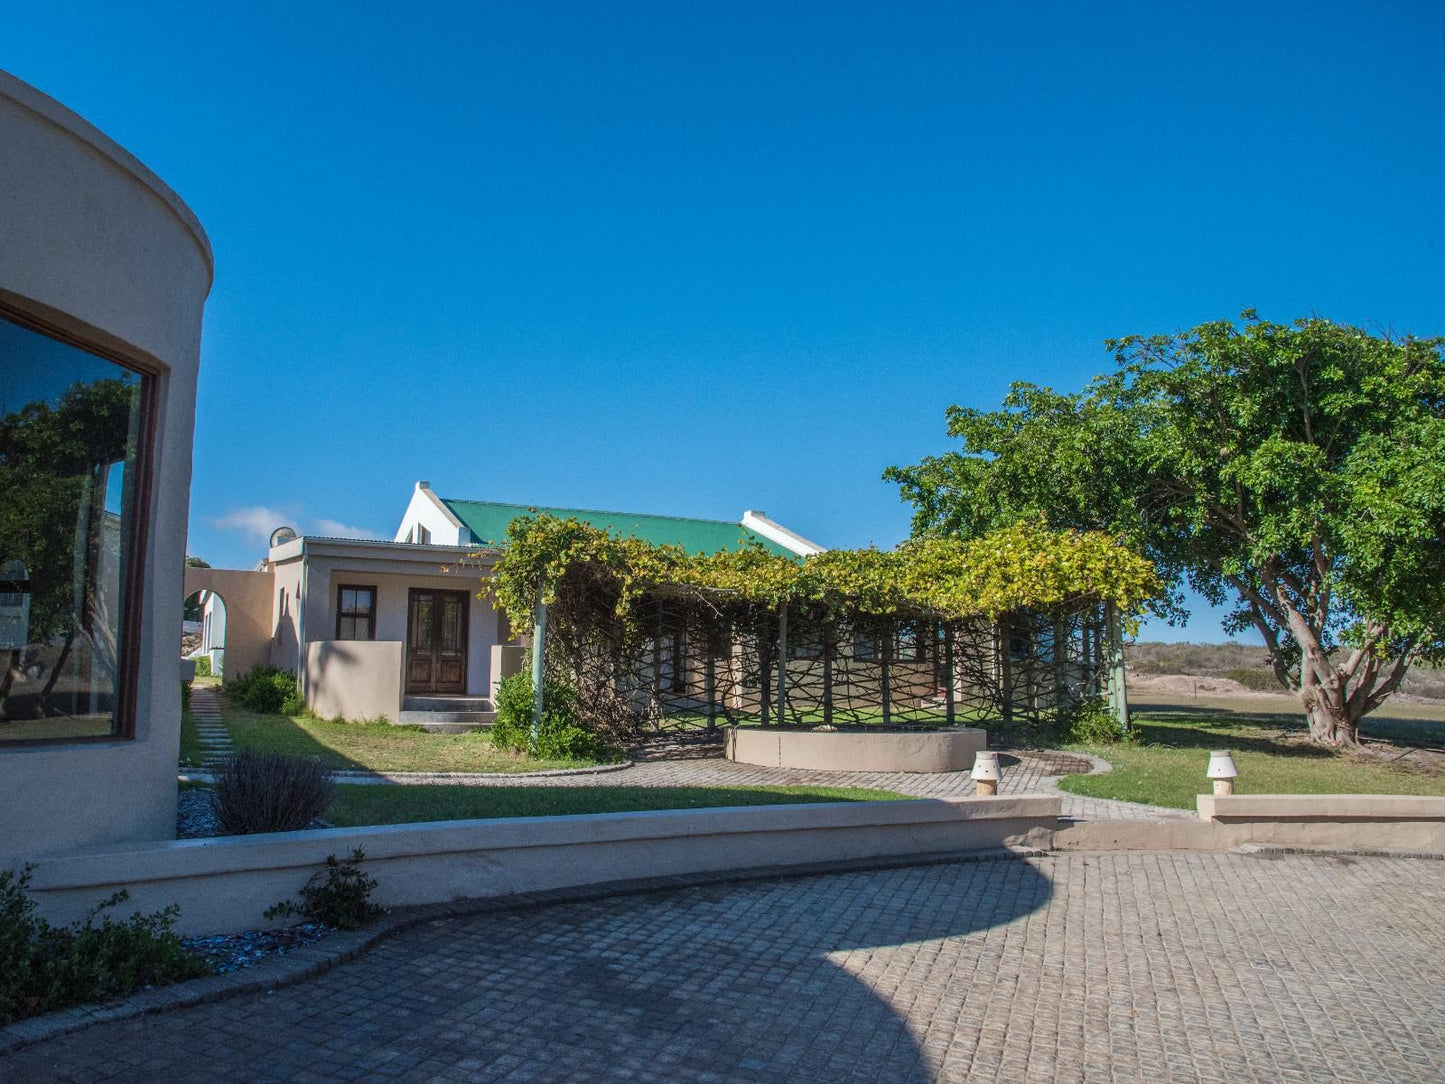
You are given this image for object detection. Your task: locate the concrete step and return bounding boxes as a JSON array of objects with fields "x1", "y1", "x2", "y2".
[
  {"x1": 397, "y1": 709, "x2": 495, "y2": 733},
  {"x1": 402, "y1": 696, "x2": 493, "y2": 712}
]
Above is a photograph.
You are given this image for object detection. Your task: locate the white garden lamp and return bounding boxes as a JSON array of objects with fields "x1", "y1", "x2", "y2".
[
  {"x1": 1206, "y1": 750, "x2": 1239, "y2": 796},
  {"x1": 972, "y1": 751, "x2": 1001, "y2": 797}
]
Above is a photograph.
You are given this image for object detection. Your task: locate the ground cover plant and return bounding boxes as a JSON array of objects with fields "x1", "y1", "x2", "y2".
[
  {"x1": 0, "y1": 867, "x2": 210, "y2": 1025},
  {"x1": 1058, "y1": 707, "x2": 1445, "y2": 809},
  {"x1": 266, "y1": 849, "x2": 380, "y2": 929},
  {"x1": 325, "y1": 783, "x2": 912, "y2": 826},
  {"x1": 889, "y1": 313, "x2": 1445, "y2": 745}
]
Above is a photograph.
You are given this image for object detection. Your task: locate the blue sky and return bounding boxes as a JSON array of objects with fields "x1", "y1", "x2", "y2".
[{"x1": 5, "y1": 2, "x2": 1443, "y2": 642}]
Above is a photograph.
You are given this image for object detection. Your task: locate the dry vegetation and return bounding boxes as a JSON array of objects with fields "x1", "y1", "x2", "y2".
[{"x1": 1127, "y1": 641, "x2": 1445, "y2": 701}]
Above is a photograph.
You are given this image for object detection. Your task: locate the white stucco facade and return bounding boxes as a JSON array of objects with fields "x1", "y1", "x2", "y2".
[
  {"x1": 0, "y1": 69, "x2": 213, "y2": 862},
  {"x1": 394, "y1": 481, "x2": 472, "y2": 546}
]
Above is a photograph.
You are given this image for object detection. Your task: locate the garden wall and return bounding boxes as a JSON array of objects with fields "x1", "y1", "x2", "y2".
[
  {"x1": 1053, "y1": 793, "x2": 1445, "y2": 853},
  {"x1": 304, "y1": 640, "x2": 403, "y2": 723},
  {"x1": 23, "y1": 796, "x2": 1060, "y2": 935}
]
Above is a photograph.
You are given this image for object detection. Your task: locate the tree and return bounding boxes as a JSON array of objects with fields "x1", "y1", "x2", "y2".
[
  {"x1": 182, "y1": 556, "x2": 210, "y2": 621},
  {"x1": 884, "y1": 313, "x2": 1445, "y2": 746},
  {"x1": 0, "y1": 377, "x2": 137, "y2": 714}
]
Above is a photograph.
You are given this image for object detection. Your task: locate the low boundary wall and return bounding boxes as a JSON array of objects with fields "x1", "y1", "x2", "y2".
[
  {"x1": 725, "y1": 725, "x2": 988, "y2": 773},
  {"x1": 1054, "y1": 793, "x2": 1445, "y2": 853},
  {"x1": 25, "y1": 796, "x2": 1060, "y2": 935},
  {"x1": 305, "y1": 640, "x2": 403, "y2": 723}
]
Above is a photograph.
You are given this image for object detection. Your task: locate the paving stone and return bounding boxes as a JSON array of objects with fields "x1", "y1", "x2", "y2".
[{"x1": 3, "y1": 852, "x2": 1442, "y2": 1082}]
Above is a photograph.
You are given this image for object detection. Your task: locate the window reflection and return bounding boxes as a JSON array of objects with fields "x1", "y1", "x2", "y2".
[{"x1": 0, "y1": 315, "x2": 147, "y2": 741}]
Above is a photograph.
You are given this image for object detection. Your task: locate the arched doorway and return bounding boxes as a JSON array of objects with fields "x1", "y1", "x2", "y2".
[{"x1": 182, "y1": 589, "x2": 227, "y2": 679}]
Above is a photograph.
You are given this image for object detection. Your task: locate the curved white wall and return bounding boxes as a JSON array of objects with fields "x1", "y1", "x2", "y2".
[{"x1": 0, "y1": 69, "x2": 213, "y2": 860}]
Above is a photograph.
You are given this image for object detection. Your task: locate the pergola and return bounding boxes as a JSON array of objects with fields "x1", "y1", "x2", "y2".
[
  {"x1": 498, "y1": 518, "x2": 1146, "y2": 743},
  {"x1": 533, "y1": 589, "x2": 1129, "y2": 739}
]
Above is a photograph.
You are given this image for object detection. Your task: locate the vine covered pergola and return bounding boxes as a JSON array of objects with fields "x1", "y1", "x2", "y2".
[{"x1": 482, "y1": 515, "x2": 1159, "y2": 743}]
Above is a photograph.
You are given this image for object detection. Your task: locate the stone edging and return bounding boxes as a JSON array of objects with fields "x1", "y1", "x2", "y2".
[
  {"x1": 178, "y1": 759, "x2": 635, "y2": 785},
  {"x1": 0, "y1": 846, "x2": 1039, "y2": 1057},
  {"x1": 1232, "y1": 842, "x2": 1445, "y2": 861}
]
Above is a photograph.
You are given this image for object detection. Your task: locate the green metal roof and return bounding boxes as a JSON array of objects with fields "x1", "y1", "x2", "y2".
[{"x1": 441, "y1": 498, "x2": 796, "y2": 557}]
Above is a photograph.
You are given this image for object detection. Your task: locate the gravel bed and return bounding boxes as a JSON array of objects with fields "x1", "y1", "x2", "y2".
[
  {"x1": 182, "y1": 924, "x2": 332, "y2": 974},
  {"x1": 176, "y1": 786, "x2": 220, "y2": 838}
]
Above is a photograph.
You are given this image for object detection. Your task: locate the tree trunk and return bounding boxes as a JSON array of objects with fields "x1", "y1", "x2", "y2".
[
  {"x1": 1301, "y1": 683, "x2": 1360, "y2": 746},
  {"x1": 0, "y1": 648, "x2": 19, "y2": 713},
  {"x1": 39, "y1": 629, "x2": 77, "y2": 716}
]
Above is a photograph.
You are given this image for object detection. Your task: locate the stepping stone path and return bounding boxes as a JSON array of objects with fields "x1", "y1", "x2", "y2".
[{"x1": 189, "y1": 685, "x2": 234, "y2": 766}]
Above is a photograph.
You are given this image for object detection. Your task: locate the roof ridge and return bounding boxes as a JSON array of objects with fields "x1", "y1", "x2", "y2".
[{"x1": 439, "y1": 496, "x2": 746, "y2": 528}]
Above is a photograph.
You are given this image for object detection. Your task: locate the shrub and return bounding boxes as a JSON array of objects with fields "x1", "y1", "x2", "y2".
[
  {"x1": 211, "y1": 750, "x2": 336, "y2": 835},
  {"x1": 192, "y1": 655, "x2": 212, "y2": 678},
  {"x1": 1223, "y1": 667, "x2": 1281, "y2": 692},
  {"x1": 1065, "y1": 696, "x2": 1138, "y2": 745},
  {"x1": 0, "y1": 866, "x2": 210, "y2": 1025},
  {"x1": 491, "y1": 671, "x2": 602, "y2": 760},
  {"x1": 266, "y1": 848, "x2": 381, "y2": 930},
  {"x1": 227, "y1": 664, "x2": 299, "y2": 714}
]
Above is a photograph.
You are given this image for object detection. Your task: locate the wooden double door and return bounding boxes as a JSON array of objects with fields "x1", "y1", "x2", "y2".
[{"x1": 406, "y1": 589, "x2": 468, "y2": 694}]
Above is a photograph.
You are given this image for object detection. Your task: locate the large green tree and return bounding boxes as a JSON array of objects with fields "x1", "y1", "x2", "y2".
[{"x1": 885, "y1": 313, "x2": 1445, "y2": 745}]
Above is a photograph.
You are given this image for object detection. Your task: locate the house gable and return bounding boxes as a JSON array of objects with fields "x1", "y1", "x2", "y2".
[
  {"x1": 438, "y1": 497, "x2": 806, "y2": 557},
  {"x1": 394, "y1": 481, "x2": 471, "y2": 546}
]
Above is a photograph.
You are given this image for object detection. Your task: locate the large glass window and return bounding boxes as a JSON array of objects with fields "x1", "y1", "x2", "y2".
[{"x1": 0, "y1": 314, "x2": 150, "y2": 742}]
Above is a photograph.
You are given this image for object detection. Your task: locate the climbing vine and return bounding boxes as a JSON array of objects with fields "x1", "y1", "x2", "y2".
[
  {"x1": 475, "y1": 515, "x2": 1157, "y2": 738},
  {"x1": 482, "y1": 514, "x2": 1159, "y2": 631}
]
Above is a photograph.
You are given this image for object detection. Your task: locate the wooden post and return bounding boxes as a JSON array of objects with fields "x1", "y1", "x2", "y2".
[
  {"x1": 1053, "y1": 616, "x2": 1068, "y2": 722},
  {"x1": 776, "y1": 604, "x2": 789, "y2": 725},
  {"x1": 999, "y1": 616, "x2": 1013, "y2": 724},
  {"x1": 704, "y1": 628, "x2": 717, "y2": 733},
  {"x1": 1106, "y1": 603, "x2": 1129, "y2": 729},
  {"x1": 758, "y1": 616, "x2": 770, "y2": 726},
  {"x1": 880, "y1": 625, "x2": 892, "y2": 726},
  {"x1": 822, "y1": 618, "x2": 834, "y2": 728},
  {"x1": 944, "y1": 622, "x2": 956, "y2": 725},
  {"x1": 530, "y1": 599, "x2": 547, "y2": 753}
]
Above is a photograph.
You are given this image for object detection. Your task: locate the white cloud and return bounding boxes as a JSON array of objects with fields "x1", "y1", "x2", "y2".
[
  {"x1": 313, "y1": 518, "x2": 377, "y2": 540},
  {"x1": 210, "y1": 506, "x2": 293, "y2": 542}
]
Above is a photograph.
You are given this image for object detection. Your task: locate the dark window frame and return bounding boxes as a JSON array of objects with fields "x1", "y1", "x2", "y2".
[
  {"x1": 894, "y1": 620, "x2": 930, "y2": 663},
  {"x1": 0, "y1": 300, "x2": 160, "y2": 748},
  {"x1": 335, "y1": 584, "x2": 377, "y2": 641}
]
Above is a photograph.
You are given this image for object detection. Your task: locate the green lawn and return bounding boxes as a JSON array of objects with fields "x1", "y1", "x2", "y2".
[
  {"x1": 1059, "y1": 705, "x2": 1445, "y2": 809},
  {"x1": 326, "y1": 783, "x2": 912, "y2": 826},
  {"x1": 179, "y1": 683, "x2": 204, "y2": 768},
  {"x1": 215, "y1": 694, "x2": 618, "y2": 774}
]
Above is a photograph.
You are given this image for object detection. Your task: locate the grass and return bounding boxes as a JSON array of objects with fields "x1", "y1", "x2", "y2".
[
  {"x1": 326, "y1": 783, "x2": 912, "y2": 826},
  {"x1": 215, "y1": 694, "x2": 618, "y2": 774},
  {"x1": 1058, "y1": 704, "x2": 1445, "y2": 809},
  {"x1": 179, "y1": 683, "x2": 204, "y2": 768}
]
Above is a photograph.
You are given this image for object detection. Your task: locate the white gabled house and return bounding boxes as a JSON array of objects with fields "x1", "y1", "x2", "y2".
[{"x1": 185, "y1": 482, "x2": 824, "y2": 728}]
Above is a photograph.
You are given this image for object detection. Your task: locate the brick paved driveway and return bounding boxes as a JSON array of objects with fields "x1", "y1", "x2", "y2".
[{"x1": 6, "y1": 851, "x2": 1442, "y2": 1083}]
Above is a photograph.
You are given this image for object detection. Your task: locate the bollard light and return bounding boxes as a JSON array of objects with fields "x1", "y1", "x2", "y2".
[
  {"x1": 972, "y1": 750, "x2": 1001, "y2": 797},
  {"x1": 1206, "y1": 750, "x2": 1238, "y2": 796}
]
